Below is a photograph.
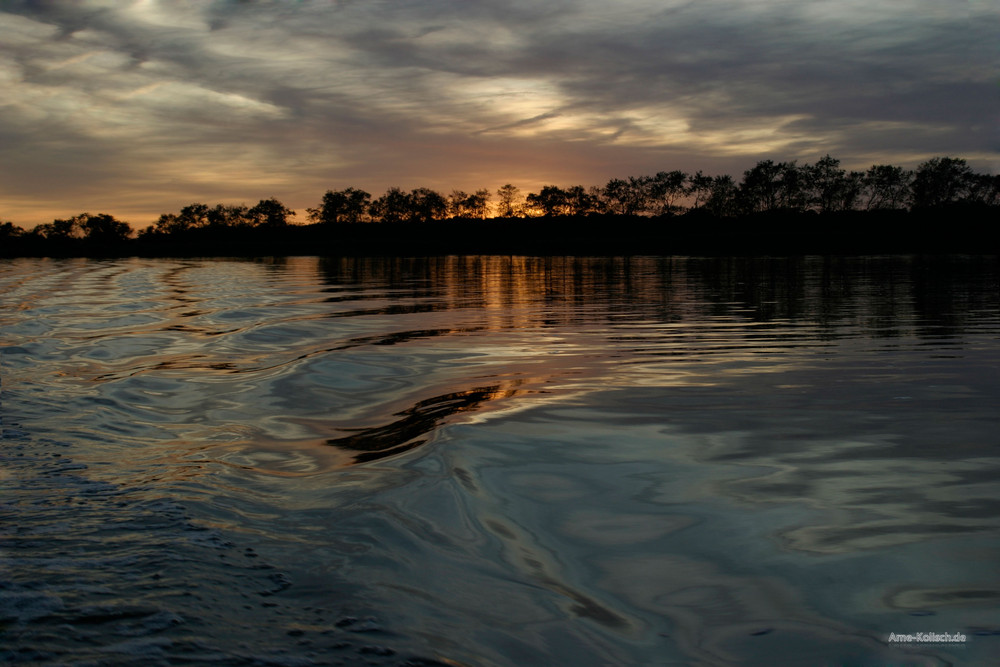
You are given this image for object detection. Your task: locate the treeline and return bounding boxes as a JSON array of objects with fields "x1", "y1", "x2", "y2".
[
  {"x1": 2, "y1": 156, "x2": 997, "y2": 256},
  {"x1": 304, "y1": 156, "x2": 998, "y2": 222}
]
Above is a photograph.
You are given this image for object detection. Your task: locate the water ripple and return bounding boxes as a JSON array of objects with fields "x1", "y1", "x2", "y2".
[{"x1": 2, "y1": 255, "x2": 998, "y2": 666}]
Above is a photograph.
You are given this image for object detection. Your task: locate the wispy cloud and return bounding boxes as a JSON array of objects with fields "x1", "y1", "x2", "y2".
[{"x1": 1, "y1": 0, "x2": 995, "y2": 226}]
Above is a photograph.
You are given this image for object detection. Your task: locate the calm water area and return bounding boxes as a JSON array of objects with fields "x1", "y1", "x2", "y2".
[{"x1": 2, "y1": 255, "x2": 999, "y2": 666}]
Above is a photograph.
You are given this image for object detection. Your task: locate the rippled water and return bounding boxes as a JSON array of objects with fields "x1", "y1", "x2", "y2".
[{"x1": 2, "y1": 255, "x2": 999, "y2": 666}]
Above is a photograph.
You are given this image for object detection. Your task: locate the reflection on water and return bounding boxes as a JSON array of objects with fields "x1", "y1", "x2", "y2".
[
  {"x1": 1, "y1": 255, "x2": 998, "y2": 666},
  {"x1": 326, "y1": 384, "x2": 525, "y2": 463}
]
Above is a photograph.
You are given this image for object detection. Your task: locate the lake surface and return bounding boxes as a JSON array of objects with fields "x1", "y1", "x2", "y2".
[{"x1": 2, "y1": 255, "x2": 998, "y2": 666}]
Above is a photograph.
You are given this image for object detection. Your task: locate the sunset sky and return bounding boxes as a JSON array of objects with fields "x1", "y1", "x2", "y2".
[{"x1": 1, "y1": 0, "x2": 996, "y2": 228}]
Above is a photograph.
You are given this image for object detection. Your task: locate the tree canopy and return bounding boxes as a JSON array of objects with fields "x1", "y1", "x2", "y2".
[{"x1": 3, "y1": 155, "x2": 996, "y2": 257}]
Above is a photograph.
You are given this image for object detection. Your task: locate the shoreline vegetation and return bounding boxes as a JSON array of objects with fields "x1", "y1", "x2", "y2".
[{"x1": 3, "y1": 156, "x2": 997, "y2": 257}]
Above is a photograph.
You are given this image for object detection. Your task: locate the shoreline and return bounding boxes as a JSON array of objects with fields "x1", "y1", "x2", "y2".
[{"x1": 3, "y1": 207, "x2": 996, "y2": 258}]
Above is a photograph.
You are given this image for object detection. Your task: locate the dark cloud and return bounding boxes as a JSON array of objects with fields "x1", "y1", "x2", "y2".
[{"x1": 0, "y1": 0, "x2": 995, "y2": 227}]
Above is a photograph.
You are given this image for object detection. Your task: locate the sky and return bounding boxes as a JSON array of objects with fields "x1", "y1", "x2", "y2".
[{"x1": 1, "y1": 0, "x2": 996, "y2": 228}]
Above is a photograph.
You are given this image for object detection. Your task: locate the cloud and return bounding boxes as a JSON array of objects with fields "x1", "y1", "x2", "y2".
[{"x1": 0, "y1": 0, "x2": 995, "y2": 227}]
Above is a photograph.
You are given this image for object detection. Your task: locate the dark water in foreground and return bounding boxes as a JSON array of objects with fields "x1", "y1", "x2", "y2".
[{"x1": 2, "y1": 255, "x2": 998, "y2": 666}]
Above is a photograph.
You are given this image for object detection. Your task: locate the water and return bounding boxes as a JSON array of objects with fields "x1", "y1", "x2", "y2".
[{"x1": 1, "y1": 255, "x2": 998, "y2": 666}]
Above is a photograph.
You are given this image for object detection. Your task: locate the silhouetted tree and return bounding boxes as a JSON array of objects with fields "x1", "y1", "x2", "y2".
[
  {"x1": 448, "y1": 190, "x2": 470, "y2": 218},
  {"x1": 526, "y1": 185, "x2": 570, "y2": 217},
  {"x1": 776, "y1": 161, "x2": 808, "y2": 210},
  {"x1": 1, "y1": 221, "x2": 26, "y2": 240},
  {"x1": 911, "y1": 157, "x2": 974, "y2": 208},
  {"x1": 248, "y1": 198, "x2": 295, "y2": 228},
  {"x1": 81, "y1": 213, "x2": 132, "y2": 244},
  {"x1": 602, "y1": 176, "x2": 650, "y2": 216},
  {"x1": 738, "y1": 160, "x2": 808, "y2": 213},
  {"x1": 862, "y1": 164, "x2": 913, "y2": 210},
  {"x1": 843, "y1": 171, "x2": 865, "y2": 211},
  {"x1": 600, "y1": 178, "x2": 627, "y2": 216},
  {"x1": 468, "y1": 188, "x2": 492, "y2": 219},
  {"x1": 805, "y1": 155, "x2": 863, "y2": 213},
  {"x1": 496, "y1": 184, "x2": 523, "y2": 217},
  {"x1": 152, "y1": 213, "x2": 180, "y2": 235},
  {"x1": 179, "y1": 203, "x2": 210, "y2": 228},
  {"x1": 308, "y1": 188, "x2": 371, "y2": 224},
  {"x1": 8, "y1": 153, "x2": 994, "y2": 259},
  {"x1": 687, "y1": 171, "x2": 714, "y2": 211},
  {"x1": 648, "y1": 170, "x2": 688, "y2": 216},
  {"x1": 966, "y1": 173, "x2": 1000, "y2": 206},
  {"x1": 207, "y1": 203, "x2": 252, "y2": 228},
  {"x1": 449, "y1": 189, "x2": 491, "y2": 219},
  {"x1": 153, "y1": 203, "x2": 211, "y2": 234},
  {"x1": 705, "y1": 175, "x2": 738, "y2": 217},
  {"x1": 33, "y1": 213, "x2": 130, "y2": 245},
  {"x1": 371, "y1": 187, "x2": 411, "y2": 223},
  {"x1": 739, "y1": 160, "x2": 783, "y2": 214},
  {"x1": 564, "y1": 185, "x2": 601, "y2": 216},
  {"x1": 408, "y1": 187, "x2": 448, "y2": 221},
  {"x1": 33, "y1": 215, "x2": 84, "y2": 240}
]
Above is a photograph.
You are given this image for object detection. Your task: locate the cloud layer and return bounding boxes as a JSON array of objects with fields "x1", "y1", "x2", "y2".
[{"x1": 1, "y1": 0, "x2": 996, "y2": 226}]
